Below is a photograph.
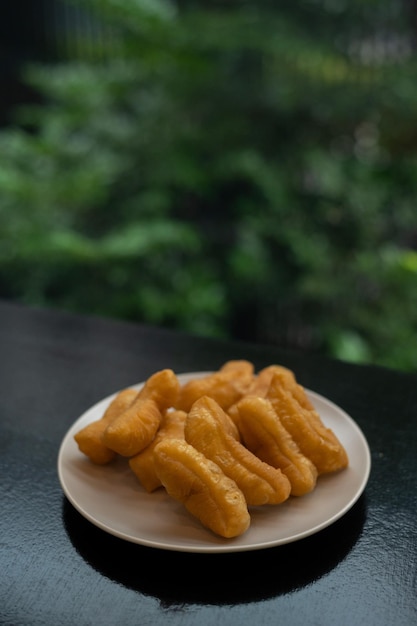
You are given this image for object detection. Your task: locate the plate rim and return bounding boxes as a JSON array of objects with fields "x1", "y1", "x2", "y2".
[{"x1": 57, "y1": 371, "x2": 371, "y2": 553}]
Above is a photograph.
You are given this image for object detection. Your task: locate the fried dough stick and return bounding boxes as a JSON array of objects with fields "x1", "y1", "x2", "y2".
[
  {"x1": 185, "y1": 396, "x2": 291, "y2": 506},
  {"x1": 153, "y1": 439, "x2": 251, "y2": 538},
  {"x1": 228, "y1": 364, "x2": 295, "y2": 429},
  {"x1": 235, "y1": 396, "x2": 318, "y2": 496},
  {"x1": 247, "y1": 364, "x2": 296, "y2": 398},
  {"x1": 129, "y1": 409, "x2": 187, "y2": 492},
  {"x1": 175, "y1": 360, "x2": 254, "y2": 413},
  {"x1": 219, "y1": 360, "x2": 255, "y2": 393},
  {"x1": 74, "y1": 388, "x2": 138, "y2": 464},
  {"x1": 266, "y1": 373, "x2": 348, "y2": 474},
  {"x1": 103, "y1": 369, "x2": 180, "y2": 457}
]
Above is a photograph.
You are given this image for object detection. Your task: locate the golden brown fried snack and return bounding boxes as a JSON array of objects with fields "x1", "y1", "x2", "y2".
[
  {"x1": 185, "y1": 396, "x2": 291, "y2": 506},
  {"x1": 192, "y1": 391, "x2": 241, "y2": 442},
  {"x1": 175, "y1": 360, "x2": 254, "y2": 413},
  {"x1": 263, "y1": 366, "x2": 342, "y2": 442},
  {"x1": 266, "y1": 374, "x2": 349, "y2": 474},
  {"x1": 272, "y1": 369, "x2": 334, "y2": 436},
  {"x1": 263, "y1": 366, "x2": 313, "y2": 411},
  {"x1": 218, "y1": 360, "x2": 255, "y2": 391},
  {"x1": 153, "y1": 438, "x2": 251, "y2": 538},
  {"x1": 74, "y1": 388, "x2": 138, "y2": 464},
  {"x1": 103, "y1": 397, "x2": 162, "y2": 457},
  {"x1": 137, "y1": 368, "x2": 180, "y2": 411},
  {"x1": 129, "y1": 409, "x2": 187, "y2": 492},
  {"x1": 102, "y1": 369, "x2": 180, "y2": 457},
  {"x1": 235, "y1": 395, "x2": 318, "y2": 496},
  {"x1": 227, "y1": 363, "x2": 291, "y2": 428},
  {"x1": 247, "y1": 364, "x2": 296, "y2": 398}
]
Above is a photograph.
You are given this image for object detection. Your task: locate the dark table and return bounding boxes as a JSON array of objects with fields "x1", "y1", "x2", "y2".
[{"x1": 1, "y1": 300, "x2": 416, "y2": 626}]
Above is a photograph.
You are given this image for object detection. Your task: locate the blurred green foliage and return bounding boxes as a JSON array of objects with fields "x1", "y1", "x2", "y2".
[{"x1": 1, "y1": 0, "x2": 417, "y2": 370}]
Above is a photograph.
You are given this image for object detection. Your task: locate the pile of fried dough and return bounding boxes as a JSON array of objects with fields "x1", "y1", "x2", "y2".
[{"x1": 74, "y1": 360, "x2": 348, "y2": 539}]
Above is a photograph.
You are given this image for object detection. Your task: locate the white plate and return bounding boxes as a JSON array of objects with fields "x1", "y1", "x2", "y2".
[{"x1": 57, "y1": 371, "x2": 371, "y2": 553}]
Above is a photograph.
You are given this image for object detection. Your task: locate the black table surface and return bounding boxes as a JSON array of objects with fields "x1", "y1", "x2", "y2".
[{"x1": 1, "y1": 299, "x2": 416, "y2": 626}]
